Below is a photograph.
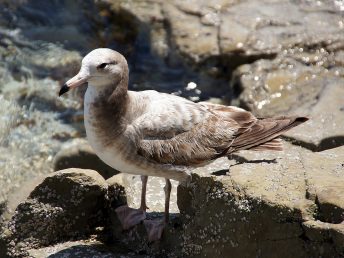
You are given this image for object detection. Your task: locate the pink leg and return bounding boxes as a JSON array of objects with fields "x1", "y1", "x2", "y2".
[
  {"x1": 144, "y1": 178, "x2": 171, "y2": 241},
  {"x1": 115, "y1": 176, "x2": 148, "y2": 230}
]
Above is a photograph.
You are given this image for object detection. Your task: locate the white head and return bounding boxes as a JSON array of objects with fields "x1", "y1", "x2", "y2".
[{"x1": 59, "y1": 48, "x2": 128, "y2": 96}]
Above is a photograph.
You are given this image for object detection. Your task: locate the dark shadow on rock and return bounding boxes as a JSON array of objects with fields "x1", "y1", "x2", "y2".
[
  {"x1": 229, "y1": 154, "x2": 277, "y2": 167},
  {"x1": 211, "y1": 169, "x2": 229, "y2": 176},
  {"x1": 315, "y1": 195, "x2": 344, "y2": 224},
  {"x1": 283, "y1": 135, "x2": 344, "y2": 152},
  {"x1": 47, "y1": 243, "x2": 118, "y2": 258},
  {"x1": 199, "y1": 52, "x2": 277, "y2": 81}
]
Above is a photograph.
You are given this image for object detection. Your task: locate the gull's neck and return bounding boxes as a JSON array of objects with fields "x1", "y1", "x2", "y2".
[{"x1": 85, "y1": 72, "x2": 129, "y2": 145}]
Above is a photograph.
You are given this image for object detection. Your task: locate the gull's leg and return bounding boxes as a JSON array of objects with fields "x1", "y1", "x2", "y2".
[
  {"x1": 144, "y1": 178, "x2": 171, "y2": 241},
  {"x1": 115, "y1": 175, "x2": 148, "y2": 230},
  {"x1": 140, "y1": 175, "x2": 149, "y2": 211},
  {"x1": 164, "y1": 178, "x2": 172, "y2": 223}
]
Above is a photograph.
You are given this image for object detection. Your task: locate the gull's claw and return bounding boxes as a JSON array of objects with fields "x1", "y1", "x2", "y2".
[
  {"x1": 115, "y1": 205, "x2": 146, "y2": 230},
  {"x1": 144, "y1": 219, "x2": 166, "y2": 242}
]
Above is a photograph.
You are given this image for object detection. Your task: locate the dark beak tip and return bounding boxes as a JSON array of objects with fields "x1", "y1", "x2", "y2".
[{"x1": 59, "y1": 84, "x2": 70, "y2": 97}]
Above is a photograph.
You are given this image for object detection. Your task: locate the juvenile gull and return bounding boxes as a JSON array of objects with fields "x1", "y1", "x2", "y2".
[{"x1": 59, "y1": 48, "x2": 308, "y2": 241}]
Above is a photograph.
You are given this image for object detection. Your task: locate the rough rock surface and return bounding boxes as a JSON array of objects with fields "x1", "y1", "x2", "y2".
[
  {"x1": 2, "y1": 144, "x2": 344, "y2": 257},
  {"x1": 108, "y1": 143, "x2": 344, "y2": 257},
  {"x1": 1, "y1": 169, "x2": 107, "y2": 257},
  {"x1": 102, "y1": 0, "x2": 344, "y2": 73},
  {"x1": 27, "y1": 240, "x2": 148, "y2": 258},
  {"x1": 283, "y1": 78, "x2": 344, "y2": 151},
  {"x1": 54, "y1": 139, "x2": 119, "y2": 179},
  {"x1": 231, "y1": 54, "x2": 344, "y2": 151},
  {"x1": 115, "y1": 174, "x2": 179, "y2": 213}
]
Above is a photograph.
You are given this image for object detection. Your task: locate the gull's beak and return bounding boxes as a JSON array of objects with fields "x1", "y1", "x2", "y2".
[{"x1": 59, "y1": 72, "x2": 89, "y2": 97}]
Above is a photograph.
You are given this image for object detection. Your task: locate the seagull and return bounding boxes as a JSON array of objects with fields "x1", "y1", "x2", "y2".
[{"x1": 59, "y1": 48, "x2": 308, "y2": 241}]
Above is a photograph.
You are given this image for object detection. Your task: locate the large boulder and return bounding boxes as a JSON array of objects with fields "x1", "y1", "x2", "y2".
[{"x1": 1, "y1": 169, "x2": 108, "y2": 257}]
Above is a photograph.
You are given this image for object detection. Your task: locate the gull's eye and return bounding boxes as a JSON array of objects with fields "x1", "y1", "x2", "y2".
[{"x1": 97, "y1": 63, "x2": 108, "y2": 69}]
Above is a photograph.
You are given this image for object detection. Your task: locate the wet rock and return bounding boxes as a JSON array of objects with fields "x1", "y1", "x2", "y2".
[
  {"x1": 96, "y1": 0, "x2": 230, "y2": 101},
  {"x1": 232, "y1": 55, "x2": 344, "y2": 151},
  {"x1": 54, "y1": 138, "x2": 118, "y2": 179},
  {"x1": 1, "y1": 168, "x2": 107, "y2": 257},
  {"x1": 0, "y1": 98, "x2": 79, "y2": 226},
  {"x1": 232, "y1": 57, "x2": 327, "y2": 117}
]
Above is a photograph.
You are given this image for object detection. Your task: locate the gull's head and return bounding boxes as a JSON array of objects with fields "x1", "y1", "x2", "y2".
[{"x1": 59, "y1": 48, "x2": 128, "y2": 96}]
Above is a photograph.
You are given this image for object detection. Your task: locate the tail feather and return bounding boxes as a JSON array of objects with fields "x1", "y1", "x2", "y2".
[
  {"x1": 249, "y1": 138, "x2": 283, "y2": 151},
  {"x1": 231, "y1": 116, "x2": 308, "y2": 152}
]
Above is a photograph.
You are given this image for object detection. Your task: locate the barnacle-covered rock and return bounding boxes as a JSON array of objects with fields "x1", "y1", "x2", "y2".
[
  {"x1": 1, "y1": 168, "x2": 107, "y2": 257},
  {"x1": 108, "y1": 143, "x2": 344, "y2": 257}
]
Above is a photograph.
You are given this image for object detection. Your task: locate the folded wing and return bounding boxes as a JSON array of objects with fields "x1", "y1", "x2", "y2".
[{"x1": 131, "y1": 94, "x2": 307, "y2": 166}]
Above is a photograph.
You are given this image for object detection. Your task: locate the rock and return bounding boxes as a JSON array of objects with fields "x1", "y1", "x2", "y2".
[
  {"x1": 2, "y1": 146, "x2": 343, "y2": 257},
  {"x1": 27, "y1": 239, "x2": 144, "y2": 258},
  {"x1": 117, "y1": 174, "x2": 179, "y2": 213},
  {"x1": 102, "y1": 0, "x2": 344, "y2": 75},
  {"x1": 232, "y1": 55, "x2": 344, "y2": 151},
  {"x1": 283, "y1": 79, "x2": 344, "y2": 151},
  {"x1": 232, "y1": 57, "x2": 327, "y2": 117},
  {"x1": 106, "y1": 174, "x2": 127, "y2": 210},
  {"x1": 0, "y1": 100, "x2": 79, "y2": 222},
  {"x1": 1, "y1": 168, "x2": 107, "y2": 257},
  {"x1": 177, "y1": 143, "x2": 344, "y2": 257},
  {"x1": 163, "y1": 1, "x2": 220, "y2": 65},
  {"x1": 105, "y1": 143, "x2": 344, "y2": 257},
  {"x1": 54, "y1": 139, "x2": 119, "y2": 179}
]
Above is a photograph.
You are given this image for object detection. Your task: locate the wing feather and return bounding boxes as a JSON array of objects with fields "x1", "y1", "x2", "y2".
[{"x1": 129, "y1": 92, "x2": 307, "y2": 166}]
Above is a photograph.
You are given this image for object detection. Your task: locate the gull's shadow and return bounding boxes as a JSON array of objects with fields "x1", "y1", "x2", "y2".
[
  {"x1": 210, "y1": 155, "x2": 277, "y2": 176},
  {"x1": 211, "y1": 169, "x2": 229, "y2": 176},
  {"x1": 229, "y1": 154, "x2": 277, "y2": 167}
]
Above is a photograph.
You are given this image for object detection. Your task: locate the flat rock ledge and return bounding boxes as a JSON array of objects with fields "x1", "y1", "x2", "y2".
[{"x1": 1, "y1": 144, "x2": 344, "y2": 257}]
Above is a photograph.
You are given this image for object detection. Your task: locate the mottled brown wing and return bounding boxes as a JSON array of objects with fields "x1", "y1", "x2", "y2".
[
  {"x1": 137, "y1": 113, "x2": 239, "y2": 166},
  {"x1": 136, "y1": 97, "x2": 307, "y2": 166}
]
